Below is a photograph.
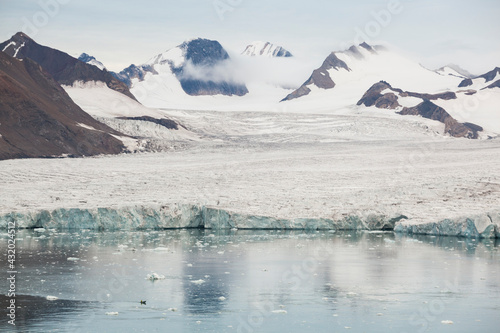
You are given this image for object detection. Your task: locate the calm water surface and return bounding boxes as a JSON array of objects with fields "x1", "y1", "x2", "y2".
[{"x1": 1, "y1": 229, "x2": 499, "y2": 332}]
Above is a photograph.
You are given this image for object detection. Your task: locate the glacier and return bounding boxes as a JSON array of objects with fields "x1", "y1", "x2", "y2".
[{"x1": 1, "y1": 205, "x2": 498, "y2": 238}]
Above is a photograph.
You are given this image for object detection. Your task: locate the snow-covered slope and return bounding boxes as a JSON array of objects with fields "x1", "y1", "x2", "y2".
[
  {"x1": 435, "y1": 64, "x2": 472, "y2": 79},
  {"x1": 282, "y1": 43, "x2": 462, "y2": 105},
  {"x1": 432, "y1": 67, "x2": 500, "y2": 133},
  {"x1": 242, "y1": 41, "x2": 292, "y2": 57},
  {"x1": 78, "y1": 53, "x2": 106, "y2": 70}
]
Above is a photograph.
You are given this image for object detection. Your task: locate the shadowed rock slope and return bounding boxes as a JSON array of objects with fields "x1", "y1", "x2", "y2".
[{"x1": 0, "y1": 52, "x2": 126, "y2": 160}]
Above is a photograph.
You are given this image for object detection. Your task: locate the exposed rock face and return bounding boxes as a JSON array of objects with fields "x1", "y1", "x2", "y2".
[
  {"x1": 242, "y1": 41, "x2": 293, "y2": 57},
  {"x1": 0, "y1": 32, "x2": 136, "y2": 100},
  {"x1": 357, "y1": 81, "x2": 401, "y2": 108},
  {"x1": 281, "y1": 52, "x2": 350, "y2": 101},
  {"x1": 78, "y1": 53, "x2": 105, "y2": 70},
  {"x1": 399, "y1": 101, "x2": 481, "y2": 139},
  {"x1": 358, "y1": 81, "x2": 482, "y2": 139},
  {"x1": 484, "y1": 79, "x2": 500, "y2": 90},
  {"x1": 112, "y1": 64, "x2": 157, "y2": 87},
  {"x1": 0, "y1": 52, "x2": 125, "y2": 160},
  {"x1": 479, "y1": 67, "x2": 500, "y2": 82},
  {"x1": 458, "y1": 78, "x2": 473, "y2": 87},
  {"x1": 173, "y1": 39, "x2": 248, "y2": 96},
  {"x1": 116, "y1": 116, "x2": 178, "y2": 130},
  {"x1": 458, "y1": 67, "x2": 500, "y2": 88}
]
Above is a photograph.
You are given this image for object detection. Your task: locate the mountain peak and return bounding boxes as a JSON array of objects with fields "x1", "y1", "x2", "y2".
[
  {"x1": 359, "y1": 42, "x2": 375, "y2": 53},
  {"x1": 12, "y1": 32, "x2": 34, "y2": 42},
  {"x1": 78, "y1": 53, "x2": 106, "y2": 70},
  {"x1": 181, "y1": 38, "x2": 229, "y2": 66},
  {"x1": 242, "y1": 41, "x2": 292, "y2": 58}
]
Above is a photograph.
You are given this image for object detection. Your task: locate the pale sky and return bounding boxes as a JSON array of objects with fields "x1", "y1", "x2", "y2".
[{"x1": 1, "y1": 0, "x2": 499, "y2": 74}]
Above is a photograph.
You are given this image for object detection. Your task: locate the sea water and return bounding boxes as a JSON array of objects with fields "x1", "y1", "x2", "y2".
[{"x1": 1, "y1": 229, "x2": 499, "y2": 332}]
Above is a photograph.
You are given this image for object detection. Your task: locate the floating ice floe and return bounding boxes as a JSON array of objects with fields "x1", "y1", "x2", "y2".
[
  {"x1": 106, "y1": 312, "x2": 119, "y2": 316},
  {"x1": 218, "y1": 296, "x2": 226, "y2": 301},
  {"x1": 190, "y1": 279, "x2": 205, "y2": 285},
  {"x1": 441, "y1": 320, "x2": 454, "y2": 325},
  {"x1": 46, "y1": 295, "x2": 58, "y2": 301},
  {"x1": 147, "y1": 273, "x2": 165, "y2": 281},
  {"x1": 272, "y1": 310, "x2": 287, "y2": 314},
  {"x1": 67, "y1": 257, "x2": 79, "y2": 261}
]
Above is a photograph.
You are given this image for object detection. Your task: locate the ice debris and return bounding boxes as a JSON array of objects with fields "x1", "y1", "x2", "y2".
[
  {"x1": 190, "y1": 279, "x2": 205, "y2": 285},
  {"x1": 147, "y1": 273, "x2": 165, "y2": 281}
]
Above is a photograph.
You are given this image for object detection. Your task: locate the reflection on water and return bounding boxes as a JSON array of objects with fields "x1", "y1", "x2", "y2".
[{"x1": 1, "y1": 229, "x2": 499, "y2": 332}]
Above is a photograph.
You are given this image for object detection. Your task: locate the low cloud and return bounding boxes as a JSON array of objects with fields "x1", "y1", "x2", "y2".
[{"x1": 178, "y1": 53, "x2": 317, "y2": 90}]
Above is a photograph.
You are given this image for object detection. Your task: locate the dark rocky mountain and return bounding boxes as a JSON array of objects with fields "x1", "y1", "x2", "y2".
[
  {"x1": 0, "y1": 32, "x2": 136, "y2": 100},
  {"x1": 357, "y1": 81, "x2": 482, "y2": 139},
  {"x1": 281, "y1": 51, "x2": 351, "y2": 101},
  {"x1": 0, "y1": 52, "x2": 126, "y2": 160},
  {"x1": 458, "y1": 67, "x2": 500, "y2": 88}
]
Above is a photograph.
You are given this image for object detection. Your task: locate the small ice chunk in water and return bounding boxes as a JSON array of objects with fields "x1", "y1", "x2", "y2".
[
  {"x1": 218, "y1": 296, "x2": 226, "y2": 301},
  {"x1": 191, "y1": 279, "x2": 205, "y2": 285},
  {"x1": 272, "y1": 310, "x2": 287, "y2": 314},
  {"x1": 147, "y1": 273, "x2": 165, "y2": 280},
  {"x1": 67, "y1": 257, "x2": 79, "y2": 261},
  {"x1": 46, "y1": 296, "x2": 58, "y2": 301},
  {"x1": 441, "y1": 320, "x2": 454, "y2": 325},
  {"x1": 106, "y1": 312, "x2": 119, "y2": 316}
]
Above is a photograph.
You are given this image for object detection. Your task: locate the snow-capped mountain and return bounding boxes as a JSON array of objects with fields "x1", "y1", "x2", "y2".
[
  {"x1": 0, "y1": 32, "x2": 136, "y2": 101},
  {"x1": 78, "y1": 53, "x2": 106, "y2": 70},
  {"x1": 281, "y1": 42, "x2": 462, "y2": 103},
  {"x1": 242, "y1": 41, "x2": 292, "y2": 57},
  {"x1": 279, "y1": 42, "x2": 500, "y2": 137},
  {"x1": 117, "y1": 38, "x2": 248, "y2": 102}
]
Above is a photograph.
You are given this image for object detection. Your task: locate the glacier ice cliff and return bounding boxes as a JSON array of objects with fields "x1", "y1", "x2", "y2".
[
  {"x1": 0, "y1": 204, "x2": 401, "y2": 232},
  {"x1": 394, "y1": 210, "x2": 500, "y2": 239},
  {"x1": 1, "y1": 205, "x2": 498, "y2": 238}
]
